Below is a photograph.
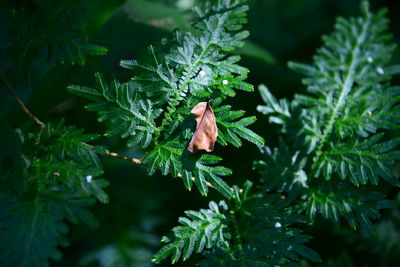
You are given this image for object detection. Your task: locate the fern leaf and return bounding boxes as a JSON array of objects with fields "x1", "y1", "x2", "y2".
[
  {"x1": 257, "y1": 1, "x2": 399, "y2": 232},
  {"x1": 153, "y1": 181, "x2": 319, "y2": 265},
  {"x1": 142, "y1": 141, "x2": 183, "y2": 177},
  {"x1": 69, "y1": 0, "x2": 261, "y2": 198},
  {"x1": 2, "y1": 0, "x2": 107, "y2": 89},
  {"x1": 255, "y1": 140, "x2": 308, "y2": 200},
  {"x1": 201, "y1": 181, "x2": 320, "y2": 266},
  {"x1": 314, "y1": 134, "x2": 400, "y2": 185},
  {"x1": 69, "y1": 73, "x2": 161, "y2": 148},
  {"x1": 215, "y1": 104, "x2": 264, "y2": 147},
  {"x1": 0, "y1": 121, "x2": 107, "y2": 266},
  {"x1": 142, "y1": 143, "x2": 233, "y2": 197},
  {"x1": 288, "y1": 1, "x2": 397, "y2": 155},
  {"x1": 152, "y1": 201, "x2": 228, "y2": 264},
  {"x1": 195, "y1": 154, "x2": 233, "y2": 198},
  {"x1": 257, "y1": 84, "x2": 291, "y2": 125},
  {"x1": 305, "y1": 182, "x2": 397, "y2": 233}
]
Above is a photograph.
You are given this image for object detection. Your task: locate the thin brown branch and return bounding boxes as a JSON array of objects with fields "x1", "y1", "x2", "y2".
[
  {"x1": 82, "y1": 143, "x2": 215, "y2": 189},
  {"x1": 0, "y1": 72, "x2": 46, "y2": 131},
  {"x1": 104, "y1": 148, "x2": 215, "y2": 189},
  {"x1": 0, "y1": 73, "x2": 214, "y2": 190},
  {"x1": 105, "y1": 150, "x2": 142, "y2": 165}
]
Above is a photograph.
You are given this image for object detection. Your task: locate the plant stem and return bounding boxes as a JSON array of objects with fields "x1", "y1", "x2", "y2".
[
  {"x1": 0, "y1": 72, "x2": 46, "y2": 132},
  {"x1": 96, "y1": 145, "x2": 214, "y2": 188},
  {"x1": 314, "y1": 13, "x2": 370, "y2": 161},
  {"x1": 1, "y1": 74, "x2": 214, "y2": 189},
  {"x1": 104, "y1": 149, "x2": 215, "y2": 188}
]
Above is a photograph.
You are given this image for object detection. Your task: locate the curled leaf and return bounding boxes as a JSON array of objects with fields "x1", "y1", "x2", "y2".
[{"x1": 187, "y1": 100, "x2": 218, "y2": 153}]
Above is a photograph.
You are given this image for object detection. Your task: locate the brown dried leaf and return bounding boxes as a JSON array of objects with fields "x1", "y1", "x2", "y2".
[{"x1": 187, "y1": 100, "x2": 218, "y2": 153}]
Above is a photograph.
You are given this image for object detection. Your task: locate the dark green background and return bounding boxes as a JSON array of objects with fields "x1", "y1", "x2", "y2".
[{"x1": 1, "y1": 0, "x2": 399, "y2": 266}]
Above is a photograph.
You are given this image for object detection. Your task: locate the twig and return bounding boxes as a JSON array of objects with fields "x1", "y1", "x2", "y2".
[
  {"x1": 103, "y1": 149, "x2": 215, "y2": 189},
  {"x1": 83, "y1": 144, "x2": 215, "y2": 189},
  {"x1": 0, "y1": 73, "x2": 214, "y2": 190},
  {"x1": 0, "y1": 72, "x2": 46, "y2": 133},
  {"x1": 104, "y1": 149, "x2": 142, "y2": 165}
]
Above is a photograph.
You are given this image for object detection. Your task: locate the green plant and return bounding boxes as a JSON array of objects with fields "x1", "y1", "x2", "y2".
[
  {"x1": 154, "y1": 0, "x2": 399, "y2": 264},
  {"x1": 256, "y1": 0, "x2": 400, "y2": 233},
  {"x1": 0, "y1": 0, "x2": 399, "y2": 266},
  {"x1": 68, "y1": 0, "x2": 263, "y2": 198}
]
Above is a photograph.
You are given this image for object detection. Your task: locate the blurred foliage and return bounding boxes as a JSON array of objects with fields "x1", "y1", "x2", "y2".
[{"x1": 0, "y1": 0, "x2": 399, "y2": 266}]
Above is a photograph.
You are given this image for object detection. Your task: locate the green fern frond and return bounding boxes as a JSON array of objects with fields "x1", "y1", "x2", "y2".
[
  {"x1": 153, "y1": 181, "x2": 320, "y2": 265},
  {"x1": 20, "y1": 121, "x2": 108, "y2": 203},
  {"x1": 335, "y1": 86, "x2": 400, "y2": 137},
  {"x1": 120, "y1": 0, "x2": 252, "y2": 110},
  {"x1": 0, "y1": 189, "x2": 68, "y2": 267},
  {"x1": 152, "y1": 200, "x2": 228, "y2": 264},
  {"x1": 0, "y1": 121, "x2": 107, "y2": 266},
  {"x1": 305, "y1": 182, "x2": 397, "y2": 233},
  {"x1": 69, "y1": 73, "x2": 161, "y2": 148},
  {"x1": 257, "y1": 84, "x2": 291, "y2": 125},
  {"x1": 215, "y1": 104, "x2": 264, "y2": 147},
  {"x1": 0, "y1": 187, "x2": 98, "y2": 267},
  {"x1": 3, "y1": 0, "x2": 107, "y2": 88},
  {"x1": 70, "y1": 0, "x2": 263, "y2": 197},
  {"x1": 254, "y1": 140, "x2": 308, "y2": 200},
  {"x1": 314, "y1": 134, "x2": 400, "y2": 185},
  {"x1": 142, "y1": 142, "x2": 233, "y2": 197},
  {"x1": 64, "y1": 39, "x2": 108, "y2": 66},
  {"x1": 257, "y1": 85, "x2": 321, "y2": 153},
  {"x1": 288, "y1": 1, "x2": 397, "y2": 155},
  {"x1": 142, "y1": 140, "x2": 183, "y2": 177},
  {"x1": 257, "y1": 1, "x2": 399, "y2": 231},
  {"x1": 194, "y1": 154, "x2": 233, "y2": 197},
  {"x1": 119, "y1": 0, "x2": 255, "y2": 142},
  {"x1": 216, "y1": 182, "x2": 320, "y2": 266}
]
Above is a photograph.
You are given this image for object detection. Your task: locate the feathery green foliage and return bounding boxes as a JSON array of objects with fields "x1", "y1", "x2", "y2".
[
  {"x1": 152, "y1": 200, "x2": 228, "y2": 264},
  {"x1": 69, "y1": 0, "x2": 264, "y2": 197},
  {"x1": 153, "y1": 181, "x2": 320, "y2": 265},
  {"x1": 1, "y1": 0, "x2": 400, "y2": 266},
  {"x1": 68, "y1": 73, "x2": 161, "y2": 148},
  {"x1": 0, "y1": 121, "x2": 107, "y2": 266},
  {"x1": 257, "y1": 1, "x2": 399, "y2": 232},
  {"x1": 1, "y1": 0, "x2": 107, "y2": 88},
  {"x1": 1, "y1": 1, "x2": 109, "y2": 264}
]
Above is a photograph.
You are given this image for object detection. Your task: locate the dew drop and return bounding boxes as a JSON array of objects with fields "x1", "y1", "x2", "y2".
[
  {"x1": 86, "y1": 175, "x2": 92, "y2": 183},
  {"x1": 376, "y1": 67, "x2": 384, "y2": 75},
  {"x1": 275, "y1": 222, "x2": 282, "y2": 228},
  {"x1": 222, "y1": 80, "x2": 229, "y2": 85}
]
